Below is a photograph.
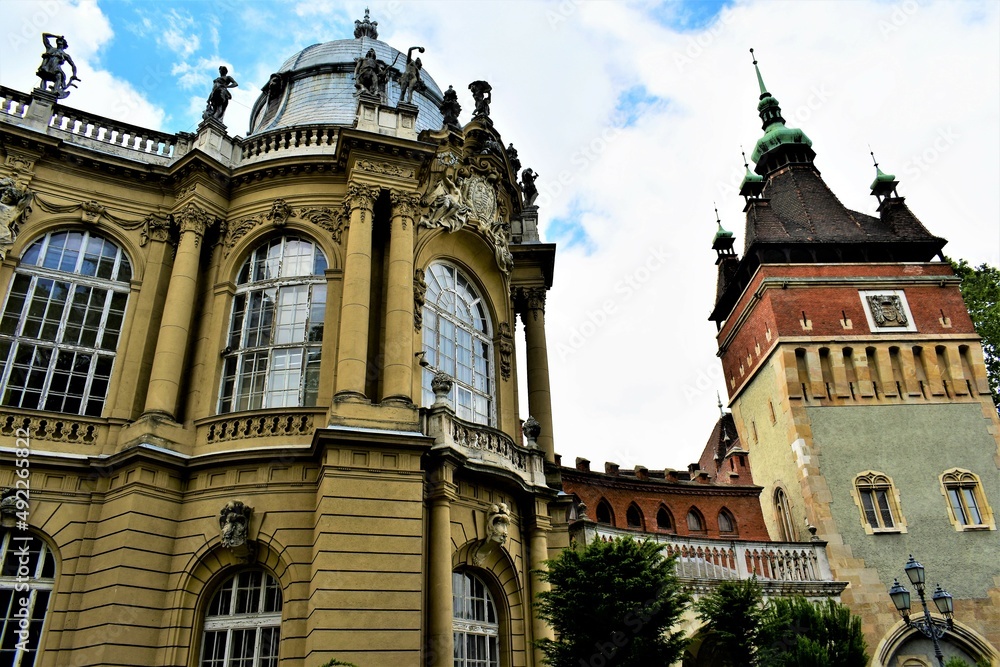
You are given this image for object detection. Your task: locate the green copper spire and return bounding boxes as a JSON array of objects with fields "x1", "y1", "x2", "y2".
[
  {"x1": 869, "y1": 149, "x2": 899, "y2": 200},
  {"x1": 739, "y1": 147, "x2": 764, "y2": 198},
  {"x1": 712, "y1": 204, "x2": 734, "y2": 248},
  {"x1": 747, "y1": 48, "x2": 813, "y2": 172}
]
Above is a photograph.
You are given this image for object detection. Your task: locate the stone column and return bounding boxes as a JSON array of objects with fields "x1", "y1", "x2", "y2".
[
  {"x1": 334, "y1": 183, "x2": 379, "y2": 399},
  {"x1": 427, "y1": 460, "x2": 456, "y2": 667},
  {"x1": 382, "y1": 190, "x2": 420, "y2": 404},
  {"x1": 518, "y1": 287, "x2": 556, "y2": 462},
  {"x1": 143, "y1": 203, "x2": 212, "y2": 419},
  {"x1": 528, "y1": 515, "x2": 553, "y2": 664}
]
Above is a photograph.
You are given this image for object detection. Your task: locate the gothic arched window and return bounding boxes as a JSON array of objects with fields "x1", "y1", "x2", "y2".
[
  {"x1": 219, "y1": 237, "x2": 327, "y2": 413},
  {"x1": 453, "y1": 571, "x2": 500, "y2": 667},
  {"x1": 0, "y1": 530, "x2": 56, "y2": 666},
  {"x1": 595, "y1": 499, "x2": 614, "y2": 525},
  {"x1": 656, "y1": 506, "x2": 673, "y2": 532},
  {"x1": 941, "y1": 469, "x2": 992, "y2": 530},
  {"x1": 774, "y1": 487, "x2": 795, "y2": 541},
  {"x1": 686, "y1": 508, "x2": 705, "y2": 533},
  {"x1": 200, "y1": 570, "x2": 282, "y2": 667},
  {"x1": 718, "y1": 508, "x2": 737, "y2": 535},
  {"x1": 626, "y1": 503, "x2": 644, "y2": 529},
  {"x1": 421, "y1": 263, "x2": 494, "y2": 425},
  {"x1": 0, "y1": 230, "x2": 131, "y2": 417},
  {"x1": 853, "y1": 471, "x2": 902, "y2": 532}
]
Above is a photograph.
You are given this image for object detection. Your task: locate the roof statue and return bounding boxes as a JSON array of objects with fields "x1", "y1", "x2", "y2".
[
  {"x1": 397, "y1": 46, "x2": 426, "y2": 104},
  {"x1": 354, "y1": 7, "x2": 379, "y2": 39},
  {"x1": 204, "y1": 65, "x2": 238, "y2": 122},
  {"x1": 469, "y1": 80, "x2": 492, "y2": 118},
  {"x1": 354, "y1": 47, "x2": 389, "y2": 97},
  {"x1": 36, "y1": 33, "x2": 80, "y2": 99},
  {"x1": 440, "y1": 85, "x2": 461, "y2": 129},
  {"x1": 520, "y1": 168, "x2": 540, "y2": 206}
]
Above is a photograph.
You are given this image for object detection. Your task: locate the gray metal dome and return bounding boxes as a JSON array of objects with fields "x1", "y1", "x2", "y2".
[{"x1": 248, "y1": 35, "x2": 445, "y2": 136}]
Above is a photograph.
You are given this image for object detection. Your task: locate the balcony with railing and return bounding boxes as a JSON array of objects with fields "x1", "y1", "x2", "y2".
[{"x1": 571, "y1": 521, "x2": 847, "y2": 600}]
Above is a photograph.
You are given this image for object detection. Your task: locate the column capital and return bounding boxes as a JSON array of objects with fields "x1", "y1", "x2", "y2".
[
  {"x1": 173, "y1": 202, "x2": 213, "y2": 238},
  {"x1": 389, "y1": 189, "x2": 422, "y2": 216},
  {"x1": 345, "y1": 182, "x2": 379, "y2": 213},
  {"x1": 513, "y1": 285, "x2": 546, "y2": 319}
]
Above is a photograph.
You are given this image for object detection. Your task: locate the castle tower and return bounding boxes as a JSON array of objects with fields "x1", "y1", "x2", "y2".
[
  {"x1": 710, "y1": 52, "x2": 1000, "y2": 664},
  {"x1": 0, "y1": 14, "x2": 565, "y2": 666}
]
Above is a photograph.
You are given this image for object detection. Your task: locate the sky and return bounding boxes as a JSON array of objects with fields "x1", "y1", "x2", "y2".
[{"x1": 2, "y1": 0, "x2": 998, "y2": 471}]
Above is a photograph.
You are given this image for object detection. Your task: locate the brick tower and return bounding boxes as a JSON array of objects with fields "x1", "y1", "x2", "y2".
[{"x1": 710, "y1": 51, "x2": 1000, "y2": 665}]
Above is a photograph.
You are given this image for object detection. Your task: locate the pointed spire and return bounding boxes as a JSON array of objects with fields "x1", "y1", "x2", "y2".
[
  {"x1": 750, "y1": 48, "x2": 768, "y2": 98},
  {"x1": 739, "y1": 146, "x2": 764, "y2": 199},
  {"x1": 717, "y1": 391, "x2": 725, "y2": 417},
  {"x1": 712, "y1": 204, "x2": 735, "y2": 257},
  {"x1": 354, "y1": 8, "x2": 379, "y2": 39},
  {"x1": 869, "y1": 148, "x2": 900, "y2": 201},
  {"x1": 746, "y1": 48, "x2": 814, "y2": 175}
]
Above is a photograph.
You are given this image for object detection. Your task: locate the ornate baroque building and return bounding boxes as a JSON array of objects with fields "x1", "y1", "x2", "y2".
[{"x1": 0, "y1": 14, "x2": 566, "y2": 667}]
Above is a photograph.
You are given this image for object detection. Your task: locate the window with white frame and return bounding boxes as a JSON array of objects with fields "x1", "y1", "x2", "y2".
[
  {"x1": 421, "y1": 263, "x2": 495, "y2": 426},
  {"x1": 0, "y1": 230, "x2": 131, "y2": 417},
  {"x1": 0, "y1": 530, "x2": 56, "y2": 667},
  {"x1": 200, "y1": 570, "x2": 282, "y2": 667},
  {"x1": 941, "y1": 469, "x2": 992, "y2": 529},
  {"x1": 219, "y1": 237, "x2": 327, "y2": 413},
  {"x1": 453, "y1": 571, "x2": 499, "y2": 667},
  {"x1": 854, "y1": 472, "x2": 903, "y2": 532}
]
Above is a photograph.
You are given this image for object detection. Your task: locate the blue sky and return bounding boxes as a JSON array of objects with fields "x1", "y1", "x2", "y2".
[{"x1": 2, "y1": 0, "x2": 997, "y2": 468}]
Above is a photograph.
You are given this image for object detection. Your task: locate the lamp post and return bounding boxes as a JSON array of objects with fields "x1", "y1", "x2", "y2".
[{"x1": 887, "y1": 555, "x2": 955, "y2": 667}]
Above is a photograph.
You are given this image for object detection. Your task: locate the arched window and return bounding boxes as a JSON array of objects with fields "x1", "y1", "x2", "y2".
[
  {"x1": 1, "y1": 529, "x2": 56, "y2": 666},
  {"x1": 718, "y1": 509, "x2": 737, "y2": 535},
  {"x1": 595, "y1": 499, "x2": 614, "y2": 525},
  {"x1": 686, "y1": 508, "x2": 705, "y2": 533},
  {"x1": 941, "y1": 469, "x2": 992, "y2": 530},
  {"x1": 626, "y1": 503, "x2": 644, "y2": 530},
  {"x1": 453, "y1": 571, "x2": 499, "y2": 667},
  {"x1": 219, "y1": 237, "x2": 327, "y2": 413},
  {"x1": 200, "y1": 570, "x2": 282, "y2": 667},
  {"x1": 0, "y1": 230, "x2": 131, "y2": 416},
  {"x1": 421, "y1": 263, "x2": 494, "y2": 426},
  {"x1": 656, "y1": 506, "x2": 673, "y2": 531},
  {"x1": 853, "y1": 471, "x2": 903, "y2": 532},
  {"x1": 774, "y1": 487, "x2": 795, "y2": 541}
]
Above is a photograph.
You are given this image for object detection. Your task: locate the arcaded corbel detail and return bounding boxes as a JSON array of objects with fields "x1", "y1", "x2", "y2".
[
  {"x1": 219, "y1": 500, "x2": 254, "y2": 561},
  {"x1": 498, "y1": 321, "x2": 513, "y2": 381},
  {"x1": 414, "y1": 267, "x2": 427, "y2": 330}
]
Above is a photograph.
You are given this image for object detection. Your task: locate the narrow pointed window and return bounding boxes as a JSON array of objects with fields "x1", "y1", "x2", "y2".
[
  {"x1": 656, "y1": 506, "x2": 673, "y2": 532},
  {"x1": 686, "y1": 508, "x2": 705, "y2": 533},
  {"x1": 718, "y1": 509, "x2": 737, "y2": 535},
  {"x1": 595, "y1": 499, "x2": 614, "y2": 525},
  {"x1": 774, "y1": 488, "x2": 795, "y2": 541},
  {"x1": 626, "y1": 503, "x2": 643, "y2": 530}
]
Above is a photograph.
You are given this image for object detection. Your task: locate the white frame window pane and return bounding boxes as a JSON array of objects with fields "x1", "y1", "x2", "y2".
[
  {"x1": 201, "y1": 570, "x2": 282, "y2": 667},
  {"x1": 0, "y1": 531, "x2": 56, "y2": 667},
  {"x1": 0, "y1": 231, "x2": 130, "y2": 417},
  {"x1": 453, "y1": 572, "x2": 499, "y2": 667},
  {"x1": 943, "y1": 470, "x2": 989, "y2": 527},
  {"x1": 421, "y1": 263, "x2": 495, "y2": 426},
  {"x1": 220, "y1": 237, "x2": 327, "y2": 413}
]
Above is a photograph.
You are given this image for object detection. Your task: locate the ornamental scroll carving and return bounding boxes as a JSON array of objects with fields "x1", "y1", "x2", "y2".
[
  {"x1": 414, "y1": 267, "x2": 427, "y2": 330},
  {"x1": 224, "y1": 198, "x2": 352, "y2": 256},
  {"x1": 357, "y1": 159, "x2": 415, "y2": 179},
  {"x1": 498, "y1": 321, "x2": 513, "y2": 381}
]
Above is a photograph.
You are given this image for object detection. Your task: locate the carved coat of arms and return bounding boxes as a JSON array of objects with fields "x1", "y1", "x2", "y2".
[{"x1": 866, "y1": 294, "x2": 908, "y2": 328}]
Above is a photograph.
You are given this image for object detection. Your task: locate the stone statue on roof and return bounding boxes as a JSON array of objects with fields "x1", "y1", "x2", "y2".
[
  {"x1": 204, "y1": 66, "x2": 238, "y2": 121},
  {"x1": 397, "y1": 46, "x2": 425, "y2": 104},
  {"x1": 520, "y1": 168, "x2": 540, "y2": 206},
  {"x1": 354, "y1": 48, "x2": 388, "y2": 97},
  {"x1": 439, "y1": 85, "x2": 461, "y2": 129},
  {"x1": 36, "y1": 33, "x2": 80, "y2": 99},
  {"x1": 469, "y1": 80, "x2": 492, "y2": 118}
]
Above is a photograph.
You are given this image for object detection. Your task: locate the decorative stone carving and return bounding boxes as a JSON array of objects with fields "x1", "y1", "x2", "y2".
[
  {"x1": 469, "y1": 80, "x2": 492, "y2": 118},
  {"x1": 353, "y1": 48, "x2": 389, "y2": 98},
  {"x1": 0, "y1": 178, "x2": 33, "y2": 260},
  {"x1": 80, "y1": 200, "x2": 106, "y2": 224},
  {"x1": 520, "y1": 168, "x2": 540, "y2": 206},
  {"x1": 4, "y1": 151, "x2": 38, "y2": 186},
  {"x1": 486, "y1": 503, "x2": 511, "y2": 545},
  {"x1": 300, "y1": 206, "x2": 348, "y2": 244},
  {"x1": 139, "y1": 214, "x2": 172, "y2": 247},
  {"x1": 388, "y1": 190, "x2": 421, "y2": 231},
  {"x1": 523, "y1": 416, "x2": 541, "y2": 447},
  {"x1": 345, "y1": 182, "x2": 379, "y2": 212},
  {"x1": 505, "y1": 143, "x2": 521, "y2": 173},
  {"x1": 358, "y1": 160, "x2": 415, "y2": 179},
  {"x1": 397, "y1": 46, "x2": 426, "y2": 104},
  {"x1": 354, "y1": 8, "x2": 379, "y2": 39},
  {"x1": 219, "y1": 500, "x2": 253, "y2": 559},
  {"x1": 0, "y1": 489, "x2": 17, "y2": 528},
  {"x1": 451, "y1": 420, "x2": 527, "y2": 472},
  {"x1": 36, "y1": 33, "x2": 80, "y2": 99},
  {"x1": 431, "y1": 372, "x2": 453, "y2": 406},
  {"x1": 498, "y1": 321, "x2": 513, "y2": 381},
  {"x1": 462, "y1": 174, "x2": 498, "y2": 224},
  {"x1": 866, "y1": 294, "x2": 908, "y2": 327},
  {"x1": 266, "y1": 198, "x2": 292, "y2": 228},
  {"x1": 414, "y1": 268, "x2": 427, "y2": 330},
  {"x1": 514, "y1": 286, "x2": 546, "y2": 321},
  {"x1": 174, "y1": 202, "x2": 212, "y2": 238},
  {"x1": 206, "y1": 412, "x2": 315, "y2": 444},
  {"x1": 439, "y1": 85, "x2": 462, "y2": 129},
  {"x1": 420, "y1": 171, "x2": 471, "y2": 232},
  {"x1": 204, "y1": 66, "x2": 238, "y2": 122}
]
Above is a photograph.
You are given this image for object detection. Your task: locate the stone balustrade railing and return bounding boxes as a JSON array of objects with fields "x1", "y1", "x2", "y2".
[
  {"x1": 423, "y1": 405, "x2": 547, "y2": 489},
  {"x1": 574, "y1": 523, "x2": 842, "y2": 592},
  {"x1": 0, "y1": 410, "x2": 102, "y2": 446},
  {"x1": 199, "y1": 408, "x2": 324, "y2": 444},
  {"x1": 0, "y1": 87, "x2": 31, "y2": 118},
  {"x1": 48, "y1": 104, "x2": 180, "y2": 158},
  {"x1": 239, "y1": 125, "x2": 340, "y2": 164}
]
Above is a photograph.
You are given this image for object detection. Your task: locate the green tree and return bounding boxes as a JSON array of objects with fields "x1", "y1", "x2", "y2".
[
  {"x1": 949, "y1": 258, "x2": 1000, "y2": 411},
  {"x1": 535, "y1": 537, "x2": 690, "y2": 667},
  {"x1": 757, "y1": 597, "x2": 867, "y2": 667},
  {"x1": 695, "y1": 577, "x2": 764, "y2": 667},
  {"x1": 943, "y1": 658, "x2": 991, "y2": 667}
]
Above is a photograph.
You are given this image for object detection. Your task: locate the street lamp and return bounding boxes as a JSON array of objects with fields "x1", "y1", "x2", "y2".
[{"x1": 887, "y1": 555, "x2": 955, "y2": 667}]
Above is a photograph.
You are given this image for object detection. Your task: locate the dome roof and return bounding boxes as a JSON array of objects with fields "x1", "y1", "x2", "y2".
[{"x1": 248, "y1": 35, "x2": 445, "y2": 136}]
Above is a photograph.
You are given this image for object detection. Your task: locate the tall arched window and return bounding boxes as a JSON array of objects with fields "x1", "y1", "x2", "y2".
[
  {"x1": 941, "y1": 469, "x2": 992, "y2": 530},
  {"x1": 626, "y1": 503, "x2": 644, "y2": 529},
  {"x1": 774, "y1": 487, "x2": 795, "y2": 541},
  {"x1": 201, "y1": 570, "x2": 282, "y2": 667},
  {"x1": 656, "y1": 506, "x2": 673, "y2": 532},
  {"x1": 1, "y1": 530, "x2": 56, "y2": 666},
  {"x1": 0, "y1": 230, "x2": 131, "y2": 416},
  {"x1": 718, "y1": 509, "x2": 737, "y2": 535},
  {"x1": 686, "y1": 508, "x2": 705, "y2": 533},
  {"x1": 453, "y1": 571, "x2": 499, "y2": 667},
  {"x1": 421, "y1": 263, "x2": 494, "y2": 425},
  {"x1": 219, "y1": 237, "x2": 327, "y2": 413}
]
